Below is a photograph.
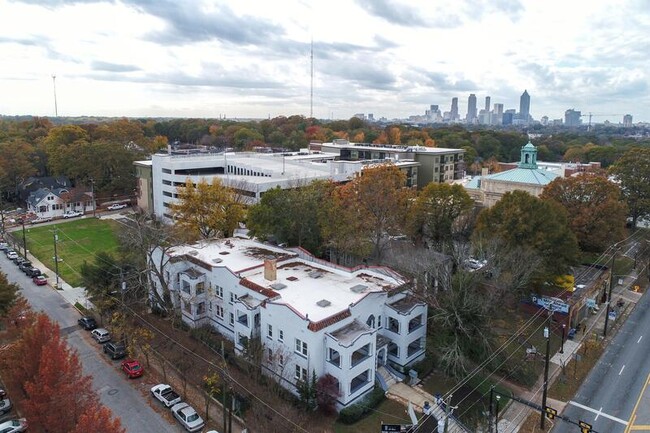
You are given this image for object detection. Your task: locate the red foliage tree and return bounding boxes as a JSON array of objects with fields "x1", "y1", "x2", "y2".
[{"x1": 70, "y1": 406, "x2": 125, "y2": 433}]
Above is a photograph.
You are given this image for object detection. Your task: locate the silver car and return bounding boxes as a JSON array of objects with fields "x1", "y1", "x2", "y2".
[
  {"x1": 91, "y1": 328, "x2": 111, "y2": 343},
  {"x1": 171, "y1": 402, "x2": 205, "y2": 432}
]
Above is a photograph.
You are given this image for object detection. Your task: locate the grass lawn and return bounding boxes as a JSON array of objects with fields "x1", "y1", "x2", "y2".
[
  {"x1": 334, "y1": 398, "x2": 411, "y2": 433},
  {"x1": 24, "y1": 218, "x2": 121, "y2": 287}
]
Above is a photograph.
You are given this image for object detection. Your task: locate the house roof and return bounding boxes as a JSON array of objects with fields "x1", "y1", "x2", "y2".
[
  {"x1": 20, "y1": 176, "x2": 71, "y2": 200},
  {"x1": 485, "y1": 167, "x2": 559, "y2": 185},
  {"x1": 26, "y1": 187, "x2": 64, "y2": 208}
]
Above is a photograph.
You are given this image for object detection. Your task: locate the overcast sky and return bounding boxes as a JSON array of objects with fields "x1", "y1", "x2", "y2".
[{"x1": 1, "y1": 0, "x2": 648, "y2": 122}]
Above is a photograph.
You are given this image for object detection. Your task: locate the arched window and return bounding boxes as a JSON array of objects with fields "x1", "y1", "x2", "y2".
[{"x1": 366, "y1": 315, "x2": 375, "y2": 328}]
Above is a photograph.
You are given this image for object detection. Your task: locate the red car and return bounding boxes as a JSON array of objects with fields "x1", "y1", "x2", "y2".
[
  {"x1": 121, "y1": 359, "x2": 143, "y2": 378},
  {"x1": 33, "y1": 275, "x2": 48, "y2": 286}
]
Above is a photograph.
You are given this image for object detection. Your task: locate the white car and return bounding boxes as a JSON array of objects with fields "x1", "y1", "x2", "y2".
[
  {"x1": 30, "y1": 216, "x2": 53, "y2": 224},
  {"x1": 171, "y1": 402, "x2": 205, "y2": 432},
  {"x1": 6, "y1": 252, "x2": 18, "y2": 260},
  {"x1": 0, "y1": 396, "x2": 11, "y2": 415},
  {"x1": 107, "y1": 203, "x2": 128, "y2": 210},
  {"x1": 91, "y1": 327, "x2": 111, "y2": 343},
  {"x1": 0, "y1": 419, "x2": 28, "y2": 433},
  {"x1": 63, "y1": 210, "x2": 83, "y2": 218}
]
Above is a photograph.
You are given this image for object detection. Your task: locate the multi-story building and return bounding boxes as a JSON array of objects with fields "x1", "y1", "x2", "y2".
[
  {"x1": 150, "y1": 238, "x2": 427, "y2": 408},
  {"x1": 565, "y1": 109, "x2": 582, "y2": 127},
  {"x1": 466, "y1": 94, "x2": 477, "y2": 123},
  {"x1": 519, "y1": 90, "x2": 531, "y2": 123},
  {"x1": 450, "y1": 97, "x2": 459, "y2": 121},
  {"x1": 139, "y1": 149, "x2": 420, "y2": 221},
  {"x1": 623, "y1": 114, "x2": 633, "y2": 127},
  {"x1": 318, "y1": 140, "x2": 465, "y2": 188}
]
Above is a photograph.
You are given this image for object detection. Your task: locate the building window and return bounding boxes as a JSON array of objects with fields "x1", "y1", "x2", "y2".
[
  {"x1": 295, "y1": 365, "x2": 308, "y2": 381},
  {"x1": 229, "y1": 313, "x2": 234, "y2": 326},
  {"x1": 162, "y1": 180, "x2": 172, "y2": 185},
  {"x1": 196, "y1": 282, "x2": 205, "y2": 295},
  {"x1": 295, "y1": 338, "x2": 308, "y2": 357},
  {"x1": 215, "y1": 286, "x2": 223, "y2": 298},
  {"x1": 162, "y1": 168, "x2": 172, "y2": 174},
  {"x1": 267, "y1": 324, "x2": 273, "y2": 339},
  {"x1": 388, "y1": 317, "x2": 400, "y2": 334},
  {"x1": 278, "y1": 329, "x2": 284, "y2": 342},
  {"x1": 230, "y1": 293, "x2": 237, "y2": 304},
  {"x1": 196, "y1": 302, "x2": 206, "y2": 315},
  {"x1": 183, "y1": 301, "x2": 191, "y2": 314},
  {"x1": 378, "y1": 315, "x2": 382, "y2": 328},
  {"x1": 328, "y1": 348, "x2": 341, "y2": 368},
  {"x1": 182, "y1": 280, "x2": 191, "y2": 294},
  {"x1": 268, "y1": 348, "x2": 273, "y2": 362},
  {"x1": 279, "y1": 355, "x2": 284, "y2": 368},
  {"x1": 215, "y1": 305, "x2": 224, "y2": 319}
]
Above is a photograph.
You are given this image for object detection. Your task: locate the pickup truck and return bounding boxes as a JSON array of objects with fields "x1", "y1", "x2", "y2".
[{"x1": 151, "y1": 384, "x2": 181, "y2": 408}]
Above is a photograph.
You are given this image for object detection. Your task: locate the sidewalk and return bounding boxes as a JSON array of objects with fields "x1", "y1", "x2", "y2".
[{"x1": 497, "y1": 271, "x2": 642, "y2": 432}]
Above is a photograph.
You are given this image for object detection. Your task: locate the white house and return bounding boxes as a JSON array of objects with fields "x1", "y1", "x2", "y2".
[
  {"x1": 26, "y1": 187, "x2": 95, "y2": 219},
  {"x1": 150, "y1": 238, "x2": 427, "y2": 408}
]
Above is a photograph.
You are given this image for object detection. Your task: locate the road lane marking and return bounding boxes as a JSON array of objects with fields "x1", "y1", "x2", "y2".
[
  {"x1": 620, "y1": 365, "x2": 626, "y2": 375},
  {"x1": 624, "y1": 374, "x2": 650, "y2": 433},
  {"x1": 638, "y1": 336, "x2": 643, "y2": 344},
  {"x1": 630, "y1": 425, "x2": 650, "y2": 431},
  {"x1": 595, "y1": 407, "x2": 603, "y2": 420},
  {"x1": 569, "y1": 401, "x2": 628, "y2": 425}
]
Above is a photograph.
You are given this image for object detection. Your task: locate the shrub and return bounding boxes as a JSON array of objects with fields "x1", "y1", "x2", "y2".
[
  {"x1": 411, "y1": 355, "x2": 435, "y2": 378},
  {"x1": 336, "y1": 385, "x2": 386, "y2": 424}
]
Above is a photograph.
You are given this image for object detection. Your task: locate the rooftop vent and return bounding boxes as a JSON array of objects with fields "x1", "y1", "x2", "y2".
[
  {"x1": 287, "y1": 276, "x2": 298, "y2": 281},
  {"x1": 188, "y1": 250, "x2": 199, "y2": 256},
  {"x1": 308, "y1": 271, "x2": 323, "y2": 279},
  {"x1": 219, "y1": 251, "x2": 230, "y2": 255},
  {"x1": 350, "y1": 284, "x2": 368, "y2": 294},
  {"x1": 212, "y1": 258, "x2": 223, "y2": 264},
  {"x1": 270, "y1": 283, "x2": 287, "y2": 291},
  {"x1": 316, "y1": 299, "x2": 331, "y2": 308}
]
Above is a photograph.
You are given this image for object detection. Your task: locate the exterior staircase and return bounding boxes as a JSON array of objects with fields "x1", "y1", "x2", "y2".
[{"x1": 377, "y1": 366, "x2": 398, "y2": 390}]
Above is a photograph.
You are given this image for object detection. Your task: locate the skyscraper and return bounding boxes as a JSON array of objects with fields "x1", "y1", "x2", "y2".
[
  {"x1": 565, "y1": 109, "x2": 582, "y2": 126},
  {"x1": 450, "y1": 97, "x2": 459, "y2": 121},
  {"x1": 519, "y1": 90, "x2": 530, "y2": 122},
  {"x1": 467, "y1": 94, "x2": 477, "y2": 122},
  {"x1": 623, "y1": 114, "x2": 633, "y2": 127},
  {"x1": 485, "y1": 96, "x2": 491, "y2": 112}
]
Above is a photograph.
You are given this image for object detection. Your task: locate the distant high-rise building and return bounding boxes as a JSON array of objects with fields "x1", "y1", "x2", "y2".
[
  {"x1": 430, "y1": 104, "x2": 439, "y2": 113},
  {"x1": 485, "y1": 96, "x2": 491, "y2": 112},
  {"x1": 492, "y1": 103, "x2": 504, "y2": 125},
  {"x1": 503, "y1": 109, "x2": 516, "y2": 126},
  {"x1": 565, "y1": 109, "x2": 582, "y2": 127},
  {"x1": 519, "y1": 90, "x2": 530, "y2": 123},
  {"x1": 467, "y1": 94, "x2": 477, "y2": 122},
  {"x1": 541, "y1": 116, "x2": 549, "y2": 126},
  {"x1": 493, "y1": 103, "x2": 504, "y2": 116},
  {"x1": 450, "y1": 98, "x2": 459, "y2": 121},
  {"x1": 623, "y1": 114, "x2": 633, "y2": 127},
  {"x1": 367, "y1": 113, "x2": 374, "y2": 122}
]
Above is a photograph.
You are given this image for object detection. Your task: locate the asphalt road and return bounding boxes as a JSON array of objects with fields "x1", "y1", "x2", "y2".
[
  {"x1": 0, "y1": 253, "x2": 183, "y2": 433},
  {"x1": 551, "y1": 288, "x2": 650, "y2": 433}
]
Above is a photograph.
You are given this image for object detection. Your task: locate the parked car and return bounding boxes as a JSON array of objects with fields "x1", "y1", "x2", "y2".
[
  {"x1": 77, "y1": 316, "x2": 97, "y2": 330},
  {"x1": 25, "y1": 267, "x2": 42, "y2": 277},
  {"x1": 103, "y1": 341, "x2": 126, "y2": 360},
  {"x1": 18, "y1": 261, "x2": 32, "y2": 273},
  {"x1": 0, "y1": 242, "x2": 8, "y2": 251},
  {"x1": 63, "y1": 210, "x2": 83, "y2": 218},
  {"x1": 121, "y1": 359, "x2": 144, "y2": 378},
  {"x1": 0, "y1": 419, "x2": 28, "y2": 433},
  {"x1": 4, "y1": 249, "x2": 16, "y2": 258},
  {"x1": 32, "y1": 275, "x2": 48, "y2": 286},
  {"x1": 91, "y1": 328, "x2": 111, "y2": 343},
  {"x1": 107, "y1": 203, "x2": 128, "y2": 210},
  {"x1": 30, "y1": 216, "x2": 53, "y2": 224},
  {"x1": 151, "y1": 384, "x2": 182, "y2": 408},
  {"x1": 171, "y1": 402, "x2": 205, "y2": 432},
  {"x1": 0, "y1": 396, "x2": 11, "y2": 415},
  {"x1": 13, "y1": 257, "x2": 26, "y2": 266}
]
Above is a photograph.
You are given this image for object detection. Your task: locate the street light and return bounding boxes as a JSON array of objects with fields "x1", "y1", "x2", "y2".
[{"x1": 560, "y1": 324, "x2": 566, "y2": 354}]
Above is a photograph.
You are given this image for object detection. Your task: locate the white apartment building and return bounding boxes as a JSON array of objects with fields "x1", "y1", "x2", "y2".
[
  {"x1": 146, "y1": 151, "x2": 419, "y2": 222},
  {"x1": 150, "y1": 237, "x2": 427, "y2": 408}
]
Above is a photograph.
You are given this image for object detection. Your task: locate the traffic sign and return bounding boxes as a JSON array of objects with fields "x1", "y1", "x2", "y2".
[
  {"x1": 579, "y1": 420, "x2": 592, "y2": 433},
  {"x1": 544, "y1": 406, "x2": 558, "y2": 420}
]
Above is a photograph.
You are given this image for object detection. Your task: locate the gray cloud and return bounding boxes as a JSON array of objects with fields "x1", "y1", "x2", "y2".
[
  {"x1": 320, "y1": 61, "x2": 396, "y2": 90},
  {"x1": 91, "y1": 61, "x2": 140, "y2": 73},
  {"x1": 0, "y1": 36, "x2": 40, "y2": 46},
  {"x1": 422, "y1": 71, "x2": 477, "y2": 92},
  {"x1": 124, "y1": 1, "x2": 284, "y2": 46},
  {"x1": 355, "y1": 0, "x2": 428, "y2": 27}
]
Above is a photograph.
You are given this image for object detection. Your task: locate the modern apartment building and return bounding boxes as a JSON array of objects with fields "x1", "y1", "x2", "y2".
[
  {"x1": 150, "y1": 238, "x2": 427, "y2": 408},
  {"x1": 318, "y1": 140, "x2": 465, "y2": 189}
]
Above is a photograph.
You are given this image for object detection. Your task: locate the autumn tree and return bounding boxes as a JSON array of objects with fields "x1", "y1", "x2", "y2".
[
  {"x1": 609, "y1": 147, "x2": 650, "y2": 227},
  {"x1": 171, "y1": 178, "x2": 245, "y2": 240},
  {"x1": 247, "y1": 180, "x2": 334, "y2": 253},
  {"x1": 408, "y1": 182, "x2": 474, "y2": 249},
  {"x1": 473, "y1": 190, "x2": 579, "y2": 278},
  {"x1": 0, "y1": 139, "x2": 37, "y2": 199},
  {"x1": 70, "y1": 407, "x2": 125, "y2": 433},
  {"x1": 324, "y1": 164, "x2": 412, "y2": 261},
  {"x1": 540, "y1": 173, "x2": 628, "y2": 252},
  {"x1": 0, "y1": 272, "x2": 19, "y2": 316},
  {"x1": 316, "y1": 374, "x2": 341, "y2": 415}
]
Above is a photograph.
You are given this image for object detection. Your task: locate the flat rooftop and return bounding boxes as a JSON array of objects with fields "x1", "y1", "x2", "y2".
[
  {"x1": 321, "y1": 141, "x2": 462, "y2": 154},
  {"x1": 243, "y1": 260, "x2": 405, "y2": 322},
  {"x1": 168, "y1": 238, "x2": 294, "y2": 273}
]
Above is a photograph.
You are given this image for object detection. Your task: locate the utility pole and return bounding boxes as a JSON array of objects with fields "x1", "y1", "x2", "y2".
[
  {"x1": 90, "y1": 178, "x2": 96, "y2": 218},
  {"x1": 52, "y1": 75, "x2": 58, "y2": 117},
  {"x1": 53, "y1": 228, "x2": 60, "y2": 289},
  {"x1": 442, "y1": 394, "x2": 457, "y2": 433},
  {"x1": 604, "y1": 248, "x2": 617, "y2": 337},
  {"x1": 488, "y1": 386, "x2": 494, "y2": 433},
  {"x1": 495, "y1": 395, "x2": 501, "y2": 433},
  {"x1": 541, "y1": 326, "x2": 551, "y2": 429},
  {"x1": 21, "y1": 219, "x2": 27, "y2": 258},
  {"x1": 560, "y1": 324, "x2": 566, "y2": 354}
]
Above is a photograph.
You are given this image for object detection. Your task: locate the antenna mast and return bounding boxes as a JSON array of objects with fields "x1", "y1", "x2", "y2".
[
  {"x1": 52, "y1": 75, "x2": 58, "y2": 117},
  {"x1": 310, "y1": 38, "x2": 313, "y2": 119}
]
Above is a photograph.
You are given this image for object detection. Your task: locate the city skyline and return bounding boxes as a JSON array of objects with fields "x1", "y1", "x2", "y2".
[{"x1": 0, "y1": 0, "x2": 648, "y2": 122}]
